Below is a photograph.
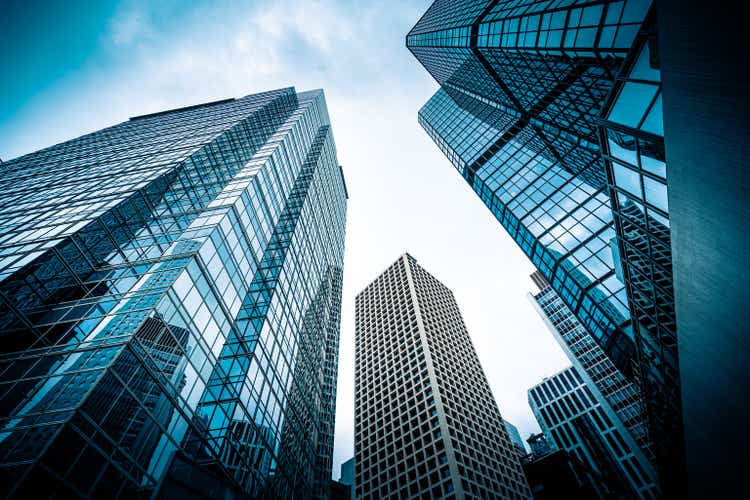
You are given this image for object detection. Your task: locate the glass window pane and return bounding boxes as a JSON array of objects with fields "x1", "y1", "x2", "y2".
[
  {"x1": 640, "y1": 150, "x2": 666, "y2": 178},
  {"x1": 608, "y1": 82, "x2": 658, "y2": 128},
  {"x1": 609, "y1": 139, "x2": 638, "y2": 166},
  {"x1": 648, "y1": 208, "x2": 670, "y2": 228},
  {"x1": 613, "y1": 163, "x2": 642, "y2": 198},
  {"x1": 630, "y1": 45, "x2": 660, "y2": 81},
  {"x1": 643, "y1": 176, "x2": 668, "y2": 212},
  {"x1": 641, "y1": 93, "x2": 664, "y2": 136}
]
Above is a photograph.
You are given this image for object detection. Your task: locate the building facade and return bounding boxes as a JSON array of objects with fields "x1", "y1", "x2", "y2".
[
  {"x1": 528, "y1": 366, "x2": 658, "y2": 498},
  {"x1": 528, "y1": 271, "x2": 653, "y2": 465},
  {"x1": 355, "y1": 254, "x2": 530, "y2": 499},
  {"x1": 0, "y1": 88, "x2": 348, "y2": 498},
  {"x1": 406, "y1": 0, "x2": 684, "y2": 492},
  {"x1": 654, "y1": 2, "x2": 748, "y2": 495}
]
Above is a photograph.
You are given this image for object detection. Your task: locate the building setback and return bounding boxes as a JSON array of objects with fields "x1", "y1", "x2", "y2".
[
  {"x1": 528, "y1": 366, "x2": 659, "y2": 498},
  {"x1": 406, "y1": 0, "x2": 687, "y2": 492},
  {"x1": 0, "y1": 88, "x2": 347, "y2": 498},
  {"x1": 355, "y1": 254, "x2": 530, "y2": 499}
]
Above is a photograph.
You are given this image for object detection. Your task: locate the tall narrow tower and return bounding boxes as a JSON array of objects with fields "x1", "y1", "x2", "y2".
[{"x1": 355, "y1": 254, "x2": 530, "y2": 499}]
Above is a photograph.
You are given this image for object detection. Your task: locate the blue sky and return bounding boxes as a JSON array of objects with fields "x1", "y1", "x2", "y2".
[{"x1": 1, "y1": 0, "x2": 570, "y2": 477}]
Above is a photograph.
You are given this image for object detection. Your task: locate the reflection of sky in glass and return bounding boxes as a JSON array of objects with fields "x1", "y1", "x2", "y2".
[
  {"x1": 644, "y1": 176, "x2": 668, "y2": 212},
  {"x1": 0, "y1": 87, "x2": 346, "y2": 496},
  {"x1": 640, "y1": 146, "x2": 666, "y2": 178},
  {"x1": 422, "y1": 88, "x2": 628, "y2": 320},
  {"x1": 613, "y1": 161, "x2": 641, "y2": 196},
  {"x1": 608, "y1": 82, "x2": 657, "y2": 128},
  {"x1": 641, "y1": 94, "x2": 663, "y2": 135}
]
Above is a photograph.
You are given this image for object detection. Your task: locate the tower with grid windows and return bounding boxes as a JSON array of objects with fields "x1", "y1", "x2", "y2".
[
  {"x1": 354, "y1": 254, "x2": 530, "y2": 499},
  {"x1": 0, "y1": 88, "x2": 347, "y2": 498}
]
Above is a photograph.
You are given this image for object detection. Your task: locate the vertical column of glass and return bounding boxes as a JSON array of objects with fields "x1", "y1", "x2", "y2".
[
  {"x1": 187, "y1": 126, "x2": 330, "y2": 494},
  {"x1": 0, "y1": 90, "x2": 298, "y2": 497},
  {"x1": 597, "y1": 12, "x2": 680, "y2": 493}
]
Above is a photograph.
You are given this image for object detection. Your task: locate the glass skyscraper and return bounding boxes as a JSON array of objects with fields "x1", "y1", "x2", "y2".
[
  {"x1": 406, "y1": 0, "x2": 682, "y2": 492},
  {"x1": 0, "y1": 88, "x2": 348, "y2": 498}
]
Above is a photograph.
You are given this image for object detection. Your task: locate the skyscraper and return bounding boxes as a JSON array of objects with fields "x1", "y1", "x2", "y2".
[
  {"x1": 528, "y1": 271, "x2": 653, "y2": 465},
  {"x1": 406, "y1": 0, "x2": 685, "y2": 492},
  {"x1": 355, "y1": 253, "x2": 530, "y2": 499},
  {"x1": 528, "y1": 367, "x2": 659, "y2": 498},
  {"x1": 0, "y1": 88, "x2": 348, "y2": 498}
]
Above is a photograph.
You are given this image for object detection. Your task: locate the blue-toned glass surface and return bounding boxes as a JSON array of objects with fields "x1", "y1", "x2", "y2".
[
  {"x1": 0, "y1": 88, "x2": 347, "y2": 499},
  {"x1": 407, "y1": 0, "x2": 683, "y2": 493},
  {"x1": 419, "y1": 88, "x2": 632, "y2": 369},
  {"x1": 597, "y1": 13, "x2": 680, "y2": 492}
]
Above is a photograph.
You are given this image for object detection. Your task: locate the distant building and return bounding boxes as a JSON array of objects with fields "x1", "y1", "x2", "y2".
[
  {"x1": 527, "y1": 433, "x2": 556, "y2": 459},
  {"x1": 503, "y1": 420, "x2": 528, "y2": 459},
  {"x1": 338, "y1": 457, "x2": 355, "y2": 500},
  {"x1": 355, "y1": 254, "x2": 530, "y2": 498},
  {"x1": 529, "y1": 367, "x2": 659, "y2": 498}
]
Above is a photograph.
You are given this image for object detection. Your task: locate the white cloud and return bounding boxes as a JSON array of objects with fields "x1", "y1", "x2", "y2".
[
  {"x1": 255, "y1": 1, "x2": 355, "y2": 53},
  {"x1": 108, "y1": 3, "x2": 155, "y2": 46}
]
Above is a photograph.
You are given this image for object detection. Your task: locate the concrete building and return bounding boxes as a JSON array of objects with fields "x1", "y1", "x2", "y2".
[{"x1": 355, "y1": 254, "x2": 530, "y2": 498}]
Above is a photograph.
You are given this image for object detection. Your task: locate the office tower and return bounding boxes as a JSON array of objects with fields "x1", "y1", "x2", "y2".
[
  {"x1": 406, "y1": 1, "x2": 686, "y2": 492},
  {"x1": 528, "y1": 367, "x2": 658, "y2": 498},
  {"x1": 528, "y1": 271, "x2": 653, "y2": 464},
  {"x1": 503, "y1": 420, "x2": 527, "y2": 459},
  {"x1": 355, "y1": 254, "x2": 530, "y2": 499},
  {"x1": 0, "y1": 88, "x2": 348, "y2": 498}
]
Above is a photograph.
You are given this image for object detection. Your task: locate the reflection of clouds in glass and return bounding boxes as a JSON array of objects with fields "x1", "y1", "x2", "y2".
[
  {"x1": 613, "y1": 161, "x2": 642, "y2": 198},
  {"x1": 608, "y1": 135, "x2": 637, "y2": 166},
  {"x1": 643, "y1": 176, "x2": 668, "y2": 212}
]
